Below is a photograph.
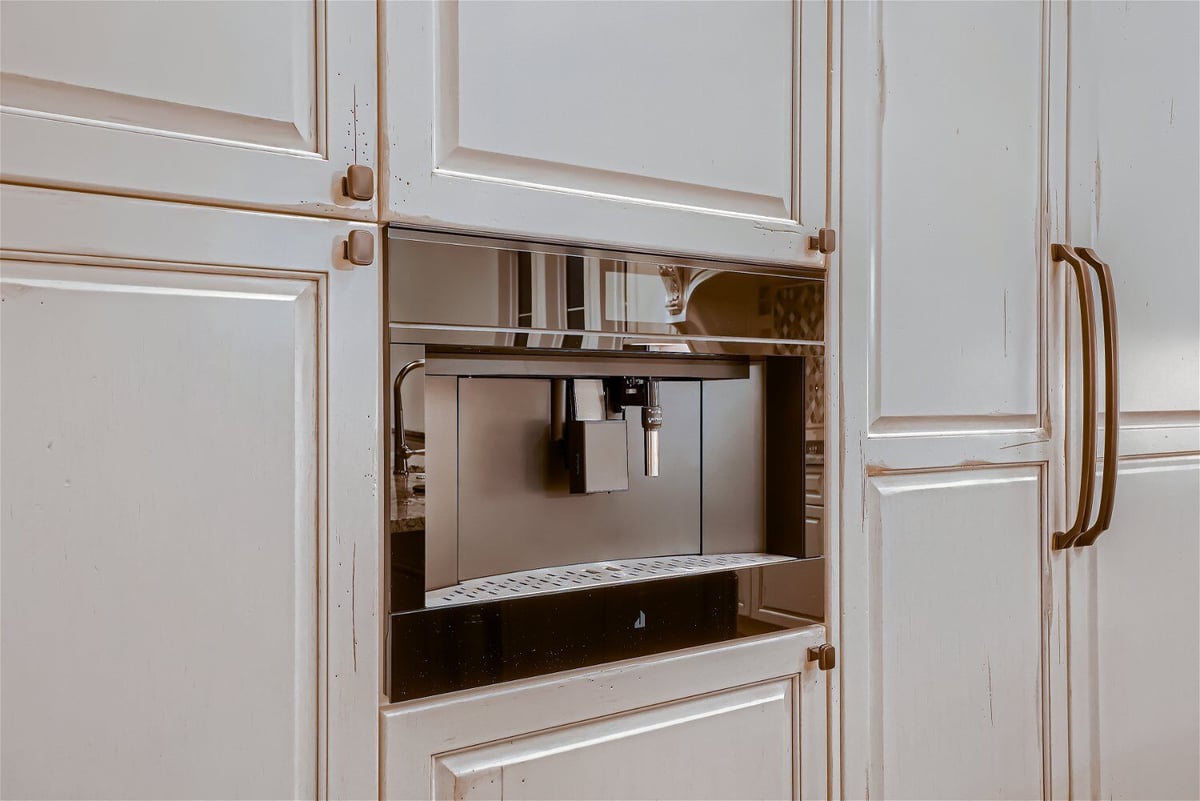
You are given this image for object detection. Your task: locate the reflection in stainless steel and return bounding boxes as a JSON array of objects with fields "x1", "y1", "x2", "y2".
[
  {"x1": 386, "y1": 228, "x2": 826, "y2": 601},
  {"x1": 387, "y1": 227, "x2": 824, "y2": 356},
  {"x1": 392, "y1": 359, "x2": 426, "y2": 476}
]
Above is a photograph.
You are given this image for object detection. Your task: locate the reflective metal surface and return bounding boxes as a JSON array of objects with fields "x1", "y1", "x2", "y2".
[
  {"x1": 388, "y1": 227, "x2": 824, "y2": 356},
  {"x1": 386, "y1": 229, "x2": 828, "y2": 702}
]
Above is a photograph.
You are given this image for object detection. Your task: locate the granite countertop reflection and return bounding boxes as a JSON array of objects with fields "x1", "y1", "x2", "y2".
[{"x1": 391, "y1": 473, "x2": 426, "y2": 534}]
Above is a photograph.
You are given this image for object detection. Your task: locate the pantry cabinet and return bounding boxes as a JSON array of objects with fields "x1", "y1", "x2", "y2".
[
  {"x1": 381, "y1": 0, "x2": 830, "y2": 267},
  {"x1": 382, "y1": 627, "x2": 829, "y2": 801},
  {"x1": 0, "y1": 0, "x2": 377, "y2": 219},
  {"x1": 839, "y1": 0, "x2": 1199, "y2": 798},
  {"x1": 0, "y1": 187, "x2": 381, "y2": 800},
  {"x1": 1063, "y1": 2, "x2": 1200, "y2": 798}
]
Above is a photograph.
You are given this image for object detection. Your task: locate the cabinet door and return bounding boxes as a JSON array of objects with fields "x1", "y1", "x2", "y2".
[
  {"x1": 382, "y1": 0, "x2": 829, "y2": 267},
  {"x1": 839, "y1": 1, "x2": 1069, "y2": 797},
  {"x1": 1065, "y1": 3, "x2": 1200, "y2": 798},
  {"x1": 382, "y1": 627, "x2": 829, "y2": 800},
  {"x1": 0, "y1": 0, "x2": 376, "y2": 218},
  {"x1": 1066, "y1": 458, "x2": 1200, "y2": 801},
  {"x1": 0, "y1": 261, "x2": 319, "y2": 799},
  {"x1": 0, "y1": 187, "x2": 381, "y2": 800}
]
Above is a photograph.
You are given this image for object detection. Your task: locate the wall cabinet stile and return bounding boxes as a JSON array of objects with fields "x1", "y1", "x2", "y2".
[
  {"x1": 381, "y1": 0, "x2": 830, "y2": 267},
  {"x1": 0, "y1": 0, "x2": 377, "y2": 219},
  {"x1": 0, "y1": 187, "x2": 381, "y2": 800}
]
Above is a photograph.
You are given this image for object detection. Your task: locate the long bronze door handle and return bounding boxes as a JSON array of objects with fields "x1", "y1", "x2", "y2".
[
  {"x1": 1052, "y1": 243, "x2": 1098, "y2": 550},
  {"x1": 1074, "y1": 247, "x2": 1120, "y2": 547}
]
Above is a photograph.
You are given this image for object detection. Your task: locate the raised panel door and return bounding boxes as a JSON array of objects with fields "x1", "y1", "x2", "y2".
[
  {"x1": 382, "y1": 627, "x2": 829, "y2": 801},
  {"x1": 436, "y1": 680, "x2": 795, "y2": 800},
  {"x1": 838, "y1": 2, "x2": 1069, "y2": 797},
  {"x1": 1064, "y1": 3, "x2": 1200, "y2": 797},
  {"x1": 0, "y1": 260, "x2": 319, "y2": 799},
  {"x1": 1067, "y1": 458, "x2": 1200, "y2": 801},
  {"x1": 382, "y1": 0, "x2": 829, "y2": 266},
  {"x1": 0, "y1": 0, "x2": 376, "y2": 218},
  {"x1": 0, "y1": 186, "x2": 382, "y2": 800},
  {"x1": 863, "y1": 467, "x2": 1047, "y2": 800}
]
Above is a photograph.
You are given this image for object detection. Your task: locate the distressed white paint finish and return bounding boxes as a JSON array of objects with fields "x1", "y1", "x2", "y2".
[
  {"x1": 382, "y1": 0, "x2": 829, "y2": 266},
  {"x1": 839, "y1": 2, "x2": 1067, "y2": 798},
  {"x1": 872, "y1": 0, "x2": 1044, "y2": 432},
  {"x1": 1067, "y1": 458, "x2": 1200, "y2": 801},
  {"x1": 866, "y1": 467, "x2": 1045, "y2": 800},
  {"x1": 0, "y1": 261, "x2": 318, "y2": 800},
  {"x1": 1062, "y1": 7, "x2": 1200, "y2": 799},
  {"x1": 381, "y1": 627, "x2": 828, "y2": 800},
  {"x1": 0, "y1": 0, "x2": 376, "y2": 218},
  {"x1": 438, "y1": 679, "x2": 795, "y2": 800},
  {"x1": 0, "y1": 186, "x2": 382, "y2": 800},
  {"x1": 1068, "y1": 0, "x2": 1200, "y2": 430}
]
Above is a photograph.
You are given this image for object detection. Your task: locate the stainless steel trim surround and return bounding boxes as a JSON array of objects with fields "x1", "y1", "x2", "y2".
[{"x1": 387, "y1": 224, "x2": 827, "y2": 280}]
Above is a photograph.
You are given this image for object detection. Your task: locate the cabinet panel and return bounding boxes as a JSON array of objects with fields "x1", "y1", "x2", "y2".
[
  {"x1": 1069, "y1": 458, "x2": 1200, "y2": 801},
  {"x1": 1069, "y1": 0, "x2": 1199, "y2": 425},
  {"x1": 0, "y1": 261, "x2": 318, "y2": 799},
  {"x1": 872, "y1": 0, "x2": 1045, "y2": 430},
  {"x1": 383, "y1": 0, "x2": 828, "y2": 266},
  {"x1": 437, "y1": 680, "x2": 794, "y2": 801},
  {"x1": 0, "y1": 0, "x2": 375, "y2": 218},
  {"x1": 865, "y1": 466, "x2": 1045, "y2": 799},
  {"x1": 382, "y1": 626, "x2": 828, "y2": 801},
  {"x1": 0, "y1": 186, "x2": 383, "y2": 800}
]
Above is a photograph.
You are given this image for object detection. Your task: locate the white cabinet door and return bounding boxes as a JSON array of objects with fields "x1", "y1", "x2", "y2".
[
  {"x1": 1066, "y1": 458, "x2": 1200, "y2": 801},
  {"x1": 0, "y1": 0, "x2": 376, "y2": 218},
  {"x1": 0, "y1": 187, "x2": 381, "y2": 800},
  {"x1": 1064, "y1": 3, "x2": 1200, "y2": 798},
  {"x1": 382, "y1": 0, "x2": 829, "y2": 267},
  {"x1": 382, "y1": 627, "x2": 830, "y2": 800},
  {"x1": 839, "y1": 1, "x2": 1069, "y2": 797}
]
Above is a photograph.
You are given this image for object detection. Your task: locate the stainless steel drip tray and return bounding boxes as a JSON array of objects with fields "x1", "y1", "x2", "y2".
[{"x1": 426, "y1": 553, "x2": 795, "y2": 609}]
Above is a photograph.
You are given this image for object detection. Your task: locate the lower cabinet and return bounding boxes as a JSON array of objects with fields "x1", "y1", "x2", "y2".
[
  {"x1": 382, "y1": 627, "x2": 829, "y2": 801},
  {"x1": 0, "y1": 187, "x2": 381, "y2": 800}
]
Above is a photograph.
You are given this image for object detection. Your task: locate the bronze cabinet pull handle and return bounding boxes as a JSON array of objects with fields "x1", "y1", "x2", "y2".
[
  {"x1": 1052, "y1": 243, "x2": 1098, "y2": 550},
  {"x1": 1073, "y1": 247, "x2": 1120, "y2": 547}
]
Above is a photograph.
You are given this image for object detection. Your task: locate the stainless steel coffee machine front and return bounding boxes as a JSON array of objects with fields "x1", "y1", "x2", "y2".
[{"x1": 386, "y1": 227, "x2": 826, "y2": 699}]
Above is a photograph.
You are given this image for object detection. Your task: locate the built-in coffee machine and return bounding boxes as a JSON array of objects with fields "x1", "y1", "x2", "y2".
[{"x1": 387, "y1": 228, "x2": 825, "y2": 701}]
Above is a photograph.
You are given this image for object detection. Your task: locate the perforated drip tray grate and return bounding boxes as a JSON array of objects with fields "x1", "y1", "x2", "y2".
[{"x1": 425, "y1": 552, "x2": 794, "y2": 608}]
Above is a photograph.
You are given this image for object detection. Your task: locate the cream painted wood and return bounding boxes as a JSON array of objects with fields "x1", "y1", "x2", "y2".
[
  {"x1": 1067, "y1": 0, "x2": 1200, "y2": 435},
  {"x1": 867, "y1": 0, "x2": 1046, "y2": 434},
  {"x1": 1062, "y1": 4, "x2": 1200, "y2": 798},
  {"x1": 838, "y1": 1, "x2": 1069, "y2": 798},
  {"x1": 0, "y1": 186, "x2": 382, "y2": 800},
  {"x1": 381, "y1": 0, "x2": 829, "y2": 266},
  {"x1": 437, "y1": 679, "x2": 795, "y2": 801},
  {"x1": 381, "y1": 627, "x2": 829, "y2": 800},
  {"x1": 864, "y1": 467, "x2": 1047, "y2": 800},
  {"x1": 0, "y1": 261, "x2": 318, "y2": 800},
  {"x1": 0, "y1": 0, "x2": 376, "y2": 219},
  {"x1": 1066, "y1": 457, "x2": 1200, "y2": 801}
]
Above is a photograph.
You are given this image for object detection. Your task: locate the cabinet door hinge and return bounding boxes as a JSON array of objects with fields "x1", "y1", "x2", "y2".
[
  {"x1": 809, "y1": 228, "x2": 836, "y2": 255},
  {"x1": 806, "y1": 643, "x2": 836, "y2": 671}
]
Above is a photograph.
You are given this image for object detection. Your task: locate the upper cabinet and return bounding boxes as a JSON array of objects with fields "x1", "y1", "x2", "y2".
[
  {"x1": 382, "y1": 0, "x2": 830, "y2": 267},
  {"x1": 0, "y1": 0, "x2": 377, "y2": 219}
]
